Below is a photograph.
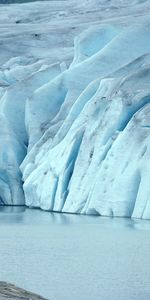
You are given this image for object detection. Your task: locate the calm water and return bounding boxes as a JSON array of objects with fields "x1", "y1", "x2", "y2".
[{"x1": 0, "y1": 207, "x2": 150, "y2": 300}]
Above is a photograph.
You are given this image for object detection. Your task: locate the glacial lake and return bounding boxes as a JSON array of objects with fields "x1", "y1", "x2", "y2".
[{"x1": 0, "y1": 207, "x2": 150, "y2": 300}]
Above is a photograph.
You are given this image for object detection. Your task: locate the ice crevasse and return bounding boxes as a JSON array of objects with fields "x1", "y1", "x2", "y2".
[{"x1": 1, "y1": 19, "x2": 150, "y2": 219}]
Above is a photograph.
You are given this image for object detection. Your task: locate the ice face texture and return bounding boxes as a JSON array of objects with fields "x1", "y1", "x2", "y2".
[{"x1": 0, "y1": 0, "x2": 150, "y2": 218}]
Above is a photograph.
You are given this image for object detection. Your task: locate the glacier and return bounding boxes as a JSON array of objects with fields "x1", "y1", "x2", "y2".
[{"x1": 0, "y1": 0, "x2": 150, "y2": 218}]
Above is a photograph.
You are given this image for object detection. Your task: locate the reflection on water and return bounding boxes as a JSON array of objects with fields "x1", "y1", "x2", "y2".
[
  {"x1": 0, "y1": 206, "x2": 150, "y2": 231},
  {"x1": 0, "y1": 206, "x2": 26, "y2": 213}
]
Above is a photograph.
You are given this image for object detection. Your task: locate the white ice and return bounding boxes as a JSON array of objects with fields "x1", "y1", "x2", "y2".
[{"x1": 0, "y1": 0, "x2": 150, "y2": 218}]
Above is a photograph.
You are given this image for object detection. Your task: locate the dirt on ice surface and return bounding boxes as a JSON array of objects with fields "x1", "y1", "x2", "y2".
[{"x1": 0, "y1": 0, "x2": 149, "y2": 65}]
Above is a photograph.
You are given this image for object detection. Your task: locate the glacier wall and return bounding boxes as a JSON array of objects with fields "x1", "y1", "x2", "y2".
[{"x1": 0, "y1": 0, "x2": 150, "y2": 218}]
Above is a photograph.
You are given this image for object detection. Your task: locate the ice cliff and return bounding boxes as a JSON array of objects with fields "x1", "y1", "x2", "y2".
[{"x1": 0, "y1": 0, "x2": 150, "y2": 218}]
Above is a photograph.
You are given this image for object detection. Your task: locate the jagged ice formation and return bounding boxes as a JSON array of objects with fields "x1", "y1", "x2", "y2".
[{"x1": 0, "y1": 0, "x2": 150, "y2": 218}]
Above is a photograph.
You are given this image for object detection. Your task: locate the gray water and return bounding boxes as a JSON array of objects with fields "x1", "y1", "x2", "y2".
[{"x1": 0, "y1": 207, "x2": 150, "y2": 300}]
